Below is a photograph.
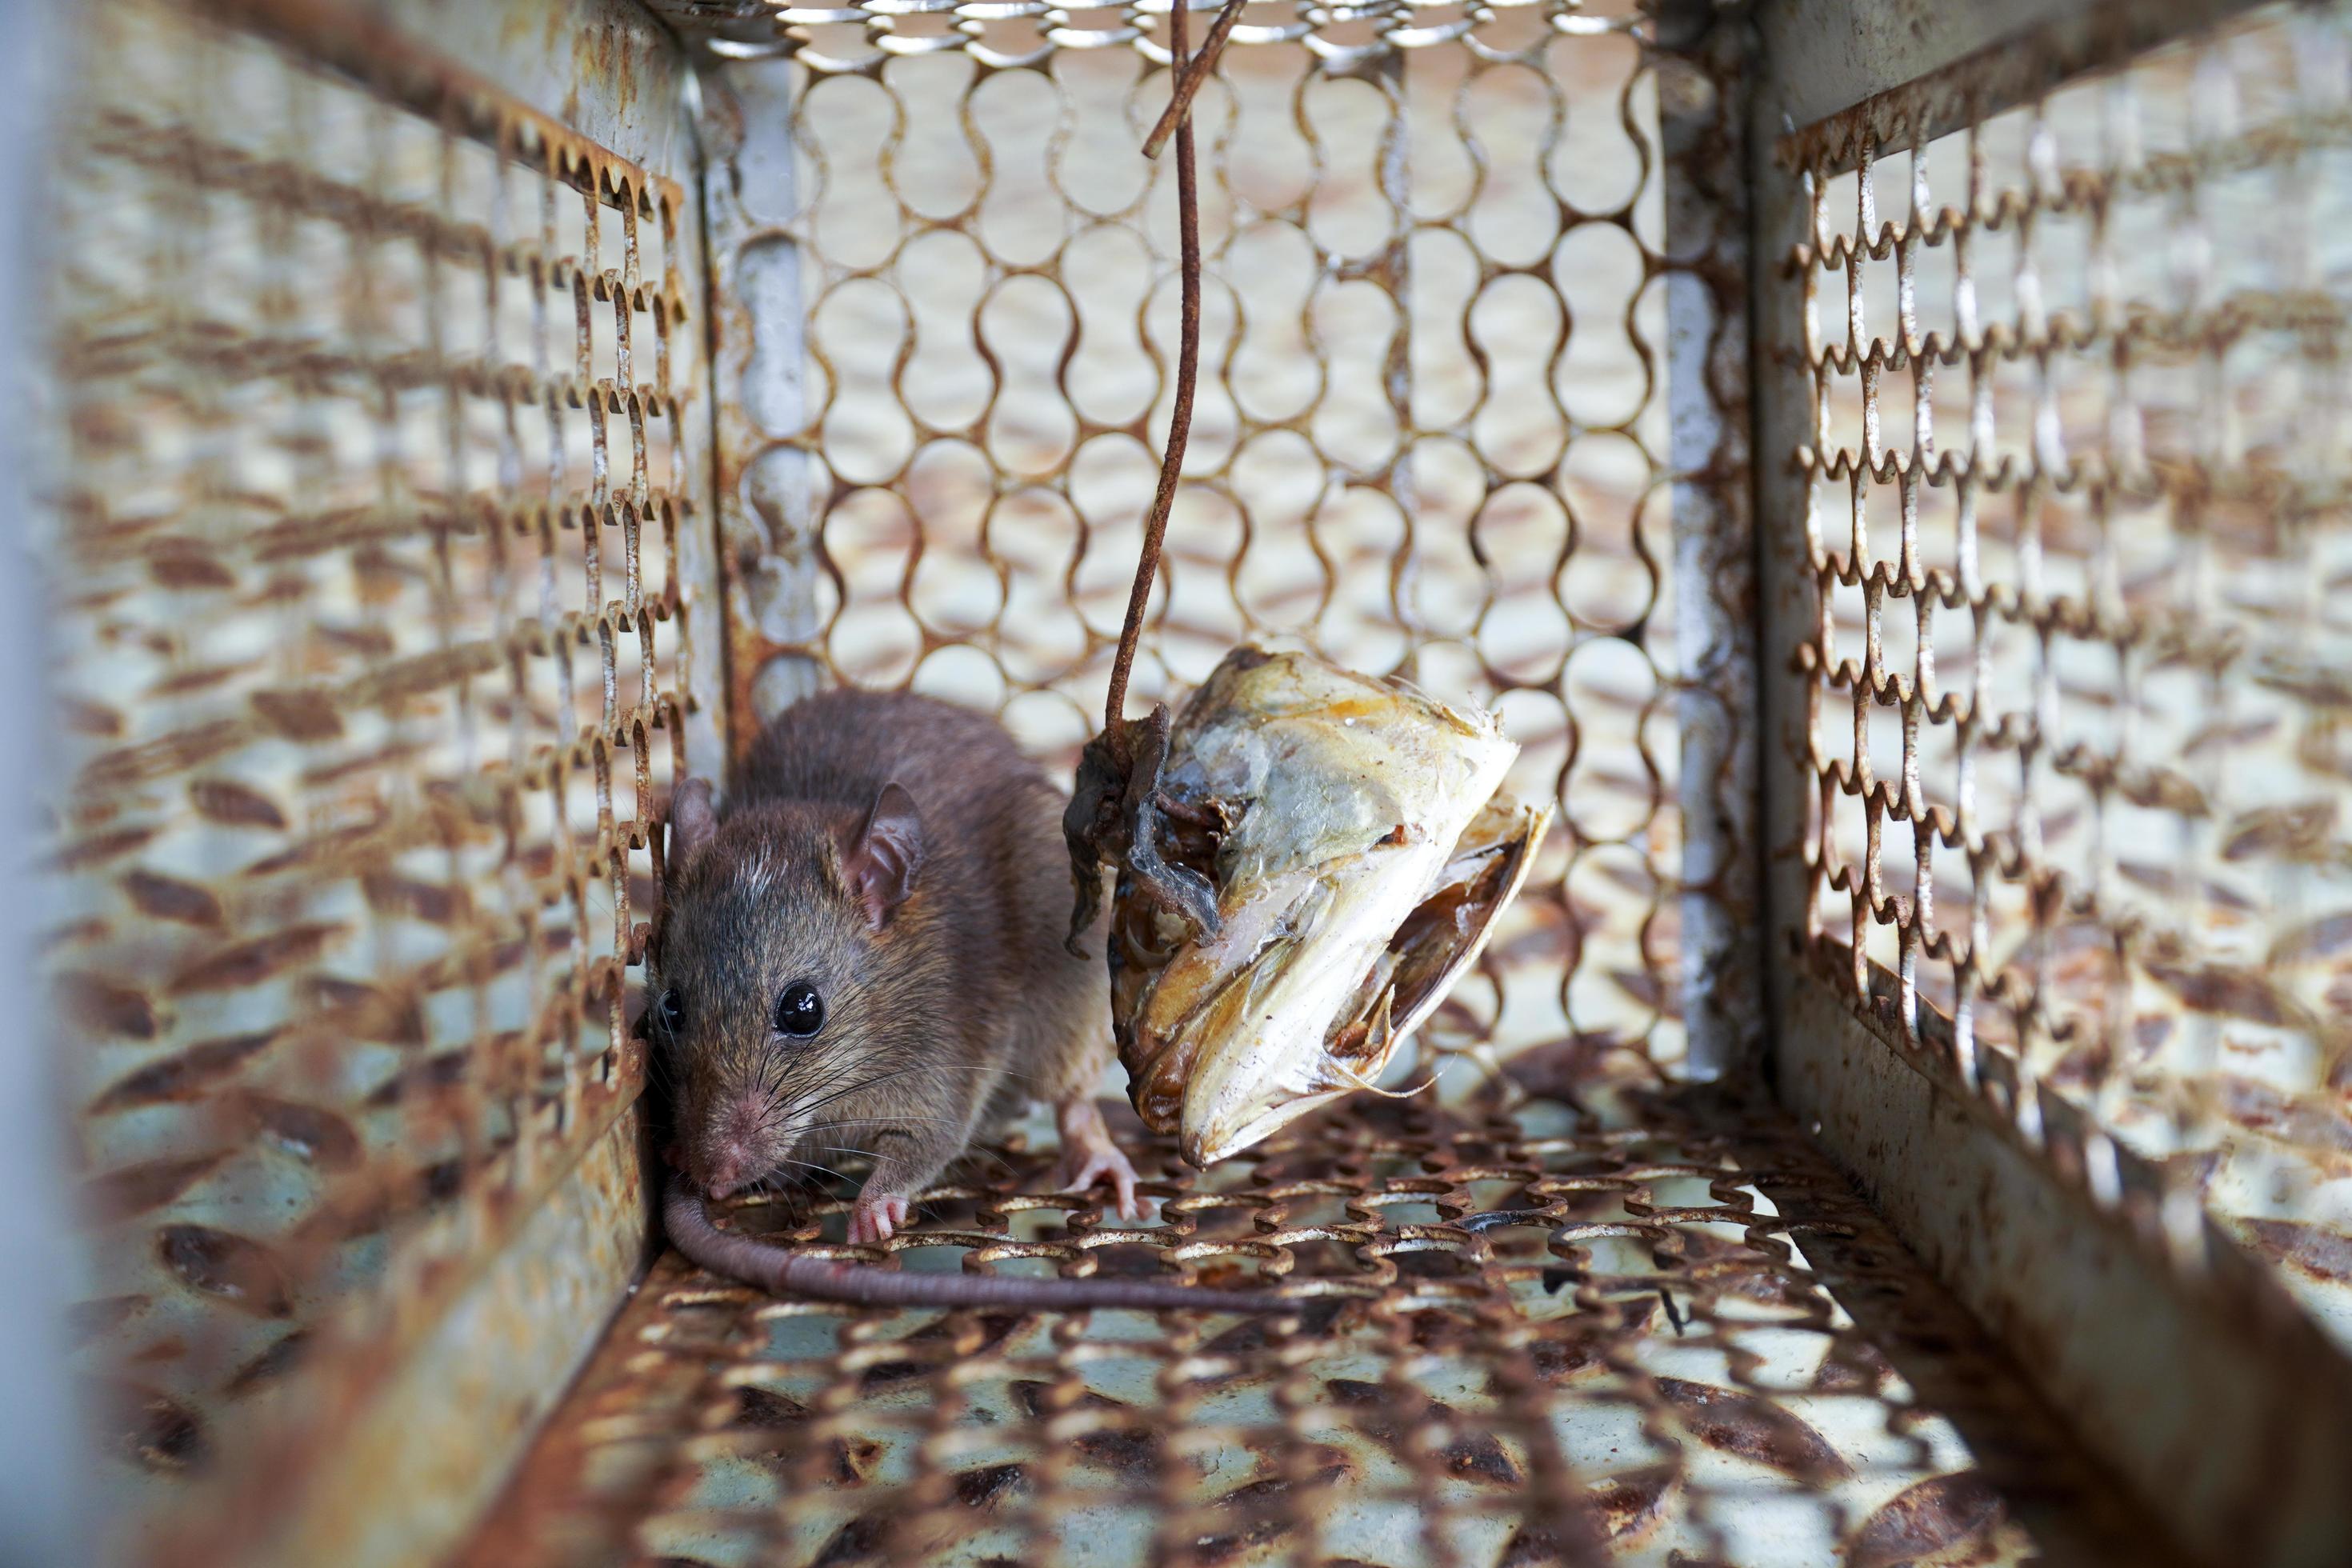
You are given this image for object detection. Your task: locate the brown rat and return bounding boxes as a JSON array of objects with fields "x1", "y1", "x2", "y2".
[{"x1": 647, "y1": 688, "x2": 1282, "y2": 1311}]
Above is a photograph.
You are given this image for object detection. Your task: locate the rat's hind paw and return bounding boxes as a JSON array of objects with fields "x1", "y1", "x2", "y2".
[
  {"x1": 1054, "y1": 1098, "x2": 1144, "y2": 1219},
  {"x1": 847, "y1": 1191, "x2": 910, "y2": 1245}
]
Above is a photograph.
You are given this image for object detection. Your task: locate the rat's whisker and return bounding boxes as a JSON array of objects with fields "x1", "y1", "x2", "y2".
[
  {"x1": 786, "y1": 1059, "x2": 1043, "y2": 1122},
  {"x1": 765, "y1": 1154, "x2": 853, "y2": 1186},
  {"x1": 797, "y1": 1115, "x2": 972, "y2": 1132},
  {"x1": 788, "y1": 1070, "x2": 925, "y2": 1118}
]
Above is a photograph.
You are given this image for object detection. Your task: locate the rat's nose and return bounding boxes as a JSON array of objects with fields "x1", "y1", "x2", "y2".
[
  {"x1": 699, "y1": 1095, "x2": 772, "y2": 1200},
  {"x1": 704, "y1": 1147, "x2": 746, "y2": 1201},
  {"x1": 702, "y1": 1135, "x2": 758, "y2": 1200}
]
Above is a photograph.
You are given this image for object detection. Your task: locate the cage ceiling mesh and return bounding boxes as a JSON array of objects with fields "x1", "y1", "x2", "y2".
[
  {"x1": 642, "y1": 0, "x2": 1644, "y2": 74},
  {"x1": 1781, "y1": 0, "x2": 2352, "y2": 1351},
  {"x1": 46, "y1": 0, "x2": 702, "y2": 1521}
]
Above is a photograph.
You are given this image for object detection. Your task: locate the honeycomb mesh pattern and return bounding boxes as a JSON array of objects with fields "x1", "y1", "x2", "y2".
[
  {"x1": 710, "y1": 0, "x2": 1714, "y2": 1092},
  {"x1": 468, "y1": 1091, "x2": 2142, "y2": 1567},
  {"x1": 1780, "y1": 0, "x2": 2352, "y2": 1347},
  {"x1": 46, "y1": 0, "x2": 699, "y2": 1497}
]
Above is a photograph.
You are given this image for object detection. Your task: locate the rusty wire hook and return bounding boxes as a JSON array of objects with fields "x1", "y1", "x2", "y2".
[{"x1": 1063, "y1": 0, "x2": 1247, "y2": 955}]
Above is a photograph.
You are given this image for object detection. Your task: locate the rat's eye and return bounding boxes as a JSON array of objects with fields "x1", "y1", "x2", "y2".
[
  {"x1": 774, "y1": 981, "x2": 825, "y2": 1038},
  {"x1": 653, "y1": 988, "x2": 684, "y2": 1037}
]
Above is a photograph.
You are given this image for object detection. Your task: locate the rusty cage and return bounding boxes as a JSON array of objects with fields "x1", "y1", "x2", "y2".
[{"x1": 13, "y1": 0, "x2": 2352, "y2": 1563}]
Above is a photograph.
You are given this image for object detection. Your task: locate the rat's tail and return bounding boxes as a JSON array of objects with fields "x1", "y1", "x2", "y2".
[{"x1": 663, "y1": 1174, "x2": 1290, "y2": 1312}]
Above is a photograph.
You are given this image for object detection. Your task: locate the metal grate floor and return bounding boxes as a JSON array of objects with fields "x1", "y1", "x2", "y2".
[{"x1": 462, "y1": 1082, "x2": 2174, "y2": 1568}]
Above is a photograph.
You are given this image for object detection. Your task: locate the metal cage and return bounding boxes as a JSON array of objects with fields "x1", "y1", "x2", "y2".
[{"x1": 13, "y1": 0, "x2": 2350, "y2": 1564}]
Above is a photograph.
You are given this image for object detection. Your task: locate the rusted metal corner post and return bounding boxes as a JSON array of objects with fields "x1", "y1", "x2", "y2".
[
  {"x1": 1655, "y1": 0, "x2": 1765, "y2": 1082},
  {"x1": 44, "y1": 0, "x2": 718, "y2": 1561},
  {"x1": 692, "y1": 47, "x2": 826, "y2": 738}
]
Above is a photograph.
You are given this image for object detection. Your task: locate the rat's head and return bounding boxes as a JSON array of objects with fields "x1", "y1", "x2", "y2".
[{"x1": 646, "y1": 777, "x2": 926, "y2": 1200}]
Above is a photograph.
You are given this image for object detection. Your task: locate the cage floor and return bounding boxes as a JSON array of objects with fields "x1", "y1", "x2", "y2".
[{"x1": 457, "y1": 1081, "x2": 2175, "y2": 1568}]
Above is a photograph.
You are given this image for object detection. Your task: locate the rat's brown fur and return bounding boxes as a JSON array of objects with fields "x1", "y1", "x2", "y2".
[{"x1": 648, "y1": 690, "x2": 1111, "y2": 1226}]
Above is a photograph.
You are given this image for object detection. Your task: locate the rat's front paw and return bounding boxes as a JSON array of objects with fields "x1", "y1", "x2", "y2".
[
  {"x1": 1054, "y1": 1098, "x2": 1143, "y2": 1219},
  {"x1": 847, "y1": 1192, "x2": 910, "y2": 1245}
]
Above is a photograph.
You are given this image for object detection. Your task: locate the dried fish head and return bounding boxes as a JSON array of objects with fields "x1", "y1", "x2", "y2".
[{"x1": 1109, "y1": 646, "x2": 1551, "y2": 1166}]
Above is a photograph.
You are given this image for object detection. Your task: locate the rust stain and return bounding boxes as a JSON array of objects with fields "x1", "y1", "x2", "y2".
[
  {"x1": 810, "y1": 1513, "x2": 886, "y2": 1568},
  {"x1": 1438, "y1": 1418, "x2": 1522, "y2": 1486},
  {"x1": 1010, "y1": 1379, "x2": 1159, "y2": 1474},
  {"x1": 2238, "y1": 1218, "x2": 2352, "y2": 1285},
  {"x1": 84, "y1": 718, "x2": 251, "y2": 787},
  {"x1": 731, "y1": 1386, "x2": 810, "y2": 1428},
  {"x1": 57, "y1": 968, "x2": 162, "y2": 1038},
  {"x1": 100, "y1": 1379, "x2": 211, "y2": 1474},
  {"x1": 189, "y1": 778, "x2": 290, "y2": 830},
  {"x1": 361, "y1": 870, "x2": 476, "y2": 925},
  {"x1": 1842, "y1": 1471, "x2": 2006, "y2": 1567},
  {"x1": 85, "y1": 1151, "x2": 233, "y2": 1222},
  {"x1": 830, "y1": 1433, "x2": 885, "y2": 1485},
  {"x1": 236, "y1": 1094, "x2": 363, "y2": 1171},
  {"x1": 167, "y1": 922, "x2": 349, "y2": 994},
  {"x1": 1582, "y1": 1462, "x2": 1678, "y2": 1546},
  {"x1": 123, "y1": 868, "x2": 227, "y2": 927},
  {"x1": 249, "y1": 687, "x2": 345, "y2": 742},
  {"x1": 952, "y1": 1462, "x2": 1026, "y2": 1510},
  {"x1": 306, "y1": 976, "x2": 428, "y2": 1047},
  {"x1": 146, "y1": 540, "x2": 240, "y2": 591},
  {"x1": 65, "y1": 695, "x2": 127, "y2": 738},
  {"x1": 1654, "y1": 1377, "x2": 1850, "y2": 1484},
  {"x1": 54, "y1": 823, "x2": 161, "y2": 870},
  {"x1": 155, "y1": 1223, "x2": 297, "y2": 1318},
  {"x1": 223, "y1": 1331, "x2": 312, "y2": 1398},
  {"x1": 2146, "y1": 964, "x2": 2312, "y2": 1032}
]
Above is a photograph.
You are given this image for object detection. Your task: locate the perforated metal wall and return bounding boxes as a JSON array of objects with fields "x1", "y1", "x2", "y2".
[
  {"x1": 1778, "y1": 0, "x2": 2352, "y2": 1350},
  {"x1": 42, "y1": 0, "x2": 710, "y2": 1551},
  {"x1": 701, "y1": 0, "x2": 1752, "y2": 1094}
]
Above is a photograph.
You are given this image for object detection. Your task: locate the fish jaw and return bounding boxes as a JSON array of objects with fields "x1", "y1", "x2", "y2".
[
  {"x1": 1106, "y1": 645, "x2": 1543, "y2": 1167},
  {"x1": 1174, "y1": 835, "x2": 1455, "y2": 1165}
]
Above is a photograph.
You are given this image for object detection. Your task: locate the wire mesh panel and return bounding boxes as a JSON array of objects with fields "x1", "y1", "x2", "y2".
[
  {"x1": 692, "y1": 0, "x2": 1760, "y2": 1093},
  {"x1": 1776, "y1": 0, "x2": 2352, "y2": 1350},
  {"x1": 40, "y1": 0, "x2": 708, "y2": 1548},
  {"x1": 470, "y1": 1088, "x2": 2180, "y2": 1567}
]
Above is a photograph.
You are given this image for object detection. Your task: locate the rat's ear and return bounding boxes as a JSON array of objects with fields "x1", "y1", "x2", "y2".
[
  {"x1": 843, "y1": 781, "x2": 923, "y2": 930},
  {"x1": 670, "y1": 778, "x2": 718, "y2": 867}
]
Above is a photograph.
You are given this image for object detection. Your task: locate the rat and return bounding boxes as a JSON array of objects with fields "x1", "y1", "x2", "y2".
[{"x1": 646, "y1": 687, "x2": 1284, "y2": 1312}]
